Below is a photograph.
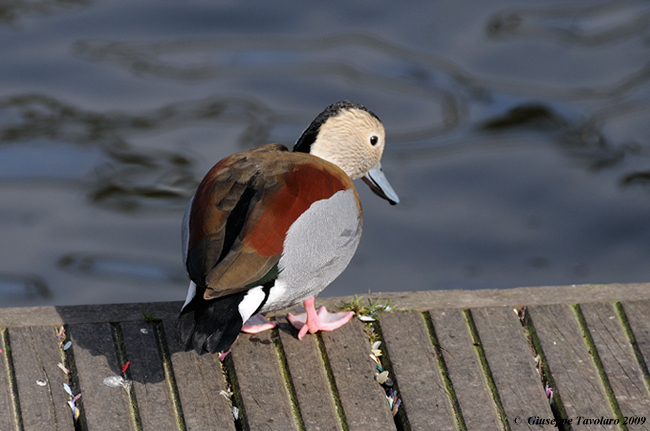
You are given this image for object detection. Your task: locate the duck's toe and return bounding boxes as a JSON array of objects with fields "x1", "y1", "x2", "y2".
[
  {"x1": 316, "y1": 306, "x2": 355, "y2": 330},
  {"x1": 287, "y1": 306, "x2": 354, "y2": 339},
  {"x1": 241, "y1": 314, "x2": 277, "y2": 334}
]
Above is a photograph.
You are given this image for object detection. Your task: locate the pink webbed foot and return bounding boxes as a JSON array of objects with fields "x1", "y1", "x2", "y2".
[
  {"x1": 287, "y1": 296, "x2": 355, "y2": 340},
  {"x1": 241, "y1": 314, "x2": 277, "y2": 334}
]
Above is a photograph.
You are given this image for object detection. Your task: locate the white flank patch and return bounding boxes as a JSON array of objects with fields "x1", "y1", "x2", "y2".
[
  {"x1": 181, "y1": 281, "x2": 197, "y2": 310},
  {"x1": 238, "y1": 286, "x2": 266, "y2": 323},
  {"x1": 264, "y1": 279, "x2": 287, "y2": 309}
]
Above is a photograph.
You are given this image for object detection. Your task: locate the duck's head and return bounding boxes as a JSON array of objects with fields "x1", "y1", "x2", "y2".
[{"x1": 293, "y1": 100, "x2": 399, "y2": 205}]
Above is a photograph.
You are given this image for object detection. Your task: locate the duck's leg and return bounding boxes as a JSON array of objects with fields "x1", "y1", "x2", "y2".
[
  {"x1": 218, "y1": 349, "x2": 231, "y2": 361},
  {"x1": 241, "y1": 314, "x2": 277, "y2": 334},
  {"x1": 287, "y1": 296, "x2": 355, "y2": 339}
]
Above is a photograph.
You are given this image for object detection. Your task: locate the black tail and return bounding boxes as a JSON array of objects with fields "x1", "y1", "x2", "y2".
[{"x1": 176, "y1": 290, "x2": 248, "y2": 354}]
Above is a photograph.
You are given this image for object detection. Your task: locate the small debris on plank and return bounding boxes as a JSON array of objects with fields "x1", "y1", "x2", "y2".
[
  {"x1": 103, "y1": 375, "x2": 132, "y2": 390},
  {"x1": 376, "y1": 370, "x2": 389, "y2": 384},
  {"x1": 391, "y1": 399, "x2": 401, "y2": 416},
  {"x1": 36, "y1": 379, "x2": 47, "y2": 386},
  {"x1": 533, "y1": 354, "x2": 543, "y2": 375},
  {"x1": 67, "y1": 399, "x2": 80, "y2": 420},
  {"x1": 514, "y1": 306, "x2": 527, "y2": 322},
  {"x1": 545, "y1": 384, "x2": 554, "y2": 405},
  {"x1": 66, "y1": 393, "x2": 82, "y2": 421},
  {"x1": 103, "y1": 376, "x2": 123, "y2": 387}
]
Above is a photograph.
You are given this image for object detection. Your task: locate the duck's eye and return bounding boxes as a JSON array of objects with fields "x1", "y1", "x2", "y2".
[{"x1": 369, "y1": 135, "x2": 379, "y2": 146}]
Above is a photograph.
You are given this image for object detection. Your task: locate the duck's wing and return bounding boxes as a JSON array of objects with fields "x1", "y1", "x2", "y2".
[
  {"x1": 185, "y1": 144, "x2": 287, "y2": 299},
  {"x1": 186, "y1": 144, "x2": 354, "y2": 301}
]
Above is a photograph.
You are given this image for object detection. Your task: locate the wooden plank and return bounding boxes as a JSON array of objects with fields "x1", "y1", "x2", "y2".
[
  {"x1": 321, "y1": 318, "x2": 396, "y2": 431},
  {"x1": 0, "y1": 301, "x2": 180, "y2": 327},
  {"x1": 622, "y1": 300, "x2": 650, "y2": 383},
  {"x1": 277, "y1": 321, "x2": 341, "y2": 431},
  {"x1": 429, "y1": 309, "x2": 502, "y2": 430},
  {"x1": 0, "y1": 328, "x2": 20, "y2": 431},
  {"x1": 231, "y1": 330, "x2": 298, "y2": 430},
  {"x1": 314, "y1": 283, "x2": 650, "y2": 314},
  {"x1": 163, "y1": 319, "x2": 236, "y2": 431},
  {"x1": 9, "y1": 326, "x2": 75, "y2": 431},
  {"x1": 379, "y1": 311, "x2": 456, "y2": 430},
  {"x1": 528, "y1": 304, "x2": 615, "y2": 429},
  {"x1": 68, "y1": 323, "x2": 134, "y2": 431},
  {"x1": 5, "y1": 295, "x2": 650, "y2": 430},
  {"x1": 121, "y1": 321, "x2": 177, "y2": 431},
  {"x1": 471, "y1": 306, "x2": 553, "y2": 430},
  {"x1": 5, "y1": 282, "x2": 650, "y2": 327},
  {"x1": 581, "y1": 302, "x2": 650, "y2": 427}
]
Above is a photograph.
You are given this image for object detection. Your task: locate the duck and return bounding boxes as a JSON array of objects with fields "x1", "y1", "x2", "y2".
[{"x1": 176, "y1": 100, "x2": 399, "y2": 355}]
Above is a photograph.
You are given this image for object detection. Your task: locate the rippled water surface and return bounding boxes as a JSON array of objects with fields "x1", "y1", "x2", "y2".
[{"x1": 2, "y1": 0, "x2": 650, "y2": 307}]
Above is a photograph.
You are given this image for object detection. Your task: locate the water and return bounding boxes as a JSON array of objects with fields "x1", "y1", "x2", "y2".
[{"x1": 1, "y1": 0, "x2": 650, "y2": 307}]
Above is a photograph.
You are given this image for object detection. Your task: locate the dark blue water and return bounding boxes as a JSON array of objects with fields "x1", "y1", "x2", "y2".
[{"x1": 2, "y1": 0, "x2": 650, "y2": 307}]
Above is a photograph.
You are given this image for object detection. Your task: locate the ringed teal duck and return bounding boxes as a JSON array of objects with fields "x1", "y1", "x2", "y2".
[{"x1": 177, "y1": 100, "x2": 399, "y2": 354}]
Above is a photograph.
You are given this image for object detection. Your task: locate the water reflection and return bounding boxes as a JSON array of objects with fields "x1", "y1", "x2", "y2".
[
  {"x1": 0, "y1": 273, "x2": 50, "y2": 300},
  {"x1": 621, "y1": 171, "x2": 650, "y2": 190},
  {"x1": 481, "y1": 104, "x2": 566, "y2": 131},
  {"x1": 1, "y1": 94, "x2": 274, "y2": 149},
  {"x1": 4, "y1": 91, "x2": 642, "y2": 214},
  {"x1": 479, "y1": 103, "x2": 641, "y2": 171},
  {"x1": 73, "y1": 34, "x2": 465, "y2": 140},
  {"x1": 0, "y1": 94, "x2": 279, "y2": 211},
  {"x1": 487, "y1": 1, "x2": 650, "y2": 46},
  {"x1": 484, "y1": 1, "x2": 650, "y2": 98},
  {"x1": 58, "y1": 253, "x2": 185, "y2": 284},
  {"x1": 0, "y1": 0, "x2": 88, "y2": 24},
  {"x1": 0, "y1": 0, "x2": 649, "y2": 307}
]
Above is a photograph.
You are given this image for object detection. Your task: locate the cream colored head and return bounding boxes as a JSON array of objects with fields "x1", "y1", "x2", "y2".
[
  {"x1": 310, "y1": 107, "x2": 385, "y2": 180},
  {"x1": 294, "y1": 101, "x2": 399, "y2": 204}
]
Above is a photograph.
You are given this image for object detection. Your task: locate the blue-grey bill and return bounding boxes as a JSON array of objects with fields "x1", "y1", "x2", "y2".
[{"x1": 362, "y1": 162, "x2": 399, "y2": 205}]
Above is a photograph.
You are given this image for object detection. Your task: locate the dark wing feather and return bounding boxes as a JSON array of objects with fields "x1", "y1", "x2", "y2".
[{"x1": 185, "y1": 144, "x2": 288, "y2": 298}]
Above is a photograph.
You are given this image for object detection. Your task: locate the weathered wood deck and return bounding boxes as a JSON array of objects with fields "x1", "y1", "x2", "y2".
[{"x1": 2, "y1": 283, "x2": 650, "y2": 430}]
